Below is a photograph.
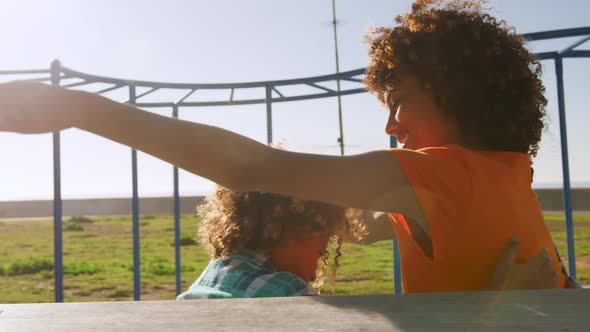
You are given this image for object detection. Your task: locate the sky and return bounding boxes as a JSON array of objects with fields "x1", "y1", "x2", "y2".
[{"x1": 0, "y1": 0, "x2": 589, "y2": 201}]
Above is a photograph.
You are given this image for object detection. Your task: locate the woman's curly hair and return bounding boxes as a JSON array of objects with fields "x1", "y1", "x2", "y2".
[
  {"x1": 197, "y1": 186, "x2": 366, "y2": 289},
  {"x1": 364, "y1": 0, "x2": 547, "y2": 158}
]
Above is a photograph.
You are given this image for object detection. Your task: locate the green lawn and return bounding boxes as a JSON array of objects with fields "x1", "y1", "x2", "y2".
[{"x1": 0, "y1": 213, "x2": 588, "y2": 303}]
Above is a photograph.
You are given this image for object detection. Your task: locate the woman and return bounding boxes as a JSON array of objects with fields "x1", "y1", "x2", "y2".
[{"x1": 0, "y1": 0, "x2": 563, "y2": 292}]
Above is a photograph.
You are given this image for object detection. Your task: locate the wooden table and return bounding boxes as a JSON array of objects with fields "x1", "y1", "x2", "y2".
[{"x1": 1, "y1": 289, "x2": 588, "y2": 331}]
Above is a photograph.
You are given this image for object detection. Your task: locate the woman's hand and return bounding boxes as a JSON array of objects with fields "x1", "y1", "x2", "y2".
[
  {"x1": 0, "y1": 81, "x2": 81, "y2": 134},
  {"x1": 489, "y1": 237, "x2": 558, "y2": 290}
]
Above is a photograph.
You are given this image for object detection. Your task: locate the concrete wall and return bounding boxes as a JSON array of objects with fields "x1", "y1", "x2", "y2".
[
  {"x1": 534, "y1": 188, "x2": 590, "y2": 211},
  {"x1": 0, "y1": 188, "x2": 589, "y2": 219},
  {"x1": 0, "y1": 196, "x2": 204, "y2": 219}
]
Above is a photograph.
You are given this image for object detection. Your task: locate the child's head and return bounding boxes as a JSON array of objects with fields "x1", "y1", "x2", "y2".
[
  {"x1": 365, "y1": 0, "x2": 547, "y2": 158},
  {"x1": 197, "y1": 186, "x2": 365, "y2": 287}
]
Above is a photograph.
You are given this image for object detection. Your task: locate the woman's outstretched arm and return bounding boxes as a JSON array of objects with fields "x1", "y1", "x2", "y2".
[{"x1": 0, "y1": 82, "x2": 425, "y2": 224}]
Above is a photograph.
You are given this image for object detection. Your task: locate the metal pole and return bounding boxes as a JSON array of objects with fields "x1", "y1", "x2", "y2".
[
  {"x1": 555, "y1": 57, "x2": 576, "y2": 279},
  {"x1": 129, "y1": 85, "x2": 141, "y2": 300},
  {"x1": 50, "y1": 59, "x2": 64, "y2": 303},
  {"x1": 265, "y1": 85, "x2": 273, "y2": 145},
  {"x1": 393, "y1": 237, "x2": 402, "y2": 294},
  {"x1": 331, "y1": 0, "x2": 345, "y2": 155},
  {"x1": 390, "y1": 136, "x2": 402, "y2": 294},
  {"x1": 172, "y1": 104, "x2": 182, "y2": 296}
]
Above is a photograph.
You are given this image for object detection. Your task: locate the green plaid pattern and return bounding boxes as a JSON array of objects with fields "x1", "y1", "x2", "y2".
[{"x1": 177, "y1": 250, "x2": 316, "y2": 299}]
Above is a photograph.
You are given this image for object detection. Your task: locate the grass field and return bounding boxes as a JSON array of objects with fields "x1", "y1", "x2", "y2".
[{"x1": 0, "y1": 212, "x2": 588, "y2": 303}]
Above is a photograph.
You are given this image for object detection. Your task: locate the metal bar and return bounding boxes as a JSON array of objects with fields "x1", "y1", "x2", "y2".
[
  {"x1": 52, "y1": 132, "x2": 63, "y2": 303},
  {"x1": 560, "y1": 35, "x2": 590, "y2": 55},
  {"x1": 340, "y1": 77, "x2": 364, "y2": 83},
  {"x1": 0, "y1": 69, "x2": 49, "y2": 75},
  {"x1": 524, "y1": 27, "x2": 590, "y2": 42},
  {"x1": 537, "y1": 50, "x2": 590, "y2": 60},
  {"x1": 172, "y1": 104, "x2": 182, "y2": 296},
  {"x1": 152, "y1": 88, "x2": 368, "y2": 108},
  {"x1": 181, "y1": 91, "x2": 369, "y2": 107},
  {"x1": 135, "y1": 102, "x2": 177, "y2": 108},
  {"x1": 271, "y1": 86, "x2": 285, "y2": 99},
  {"x1": 135, "y1": 87, "x2": 160, "y2": 100},
  {"x1": 47, "y1": 27, "x2": 589, "y2": 92},
  {"x1": 554, "y1": 57, "x2": 576, "y2": 279},
  {"x1": 57, "y1": 50, "x2": 590, "y2": 97},
  {"x1": 95, "y1": 84, "x2": 125, "y2": 95},
  {"x1": 12, "y1": 74, "x2": 70, "y2": 82},
  {"x1": 50, "y1": 28, "x2": 587, "y2": 93},
  {"x1": 60, "y1": 64, "x2": 366, "y2": 90},
  {"x1": 176, "y1": 88, "x2": 197, "y2": 104},
  {"x1": 16, "y1": 76, "x2": 53, "y2": 82},
  {"x1": 393, "y1": 238, "x2": 402, "y2": 294},
  {"x1": 390, "y1": 135, "x2": 402, "y2": 294},
  {"x1": 563, "y1": 50, "x2": 590, "y2": 58},
  {"x1": 124, "y1": 90, "x2": 158, "y2": 104},
  {"x1": 265, "y1": 85, "x2": 273, "y2": 145},
  {"x1": 50, "y1": 59, "x2": 64, "y2": 303},
  {"x1": 61, "y1": 80, "x2": 94, "y2": 88},
  {"x1": 535, "y1": 51, "x2": 559, "y2": 60},
  {"x1": 306, "y1": 82, "x2": 334, "y2": 93},
  {"x1": 129, "y1": 85, "x2": 141, "y2": 301},
  {"x1": 229, "y1": 88, "x2": 235, "y2": 102},
  {"x1": 331, "y1": 0, "x2": 345, "y2": 156}
]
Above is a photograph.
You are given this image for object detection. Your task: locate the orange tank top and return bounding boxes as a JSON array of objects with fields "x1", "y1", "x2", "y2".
[{"x1": 388, "y1": 145, "x2": 565, "y2": 292}]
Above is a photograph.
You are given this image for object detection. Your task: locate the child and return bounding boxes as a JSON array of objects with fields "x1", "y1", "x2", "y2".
[
  {"x1": 0, "y1": 0, "x2": 567, "y2": 292},
  {"x1": 177, "y1": 187, "x2": 365, "y2": 299}
]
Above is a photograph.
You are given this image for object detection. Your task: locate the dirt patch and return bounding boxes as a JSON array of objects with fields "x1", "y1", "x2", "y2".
[
  {"x1": 141, "y1": 285, "x2": 177, "y2": 301},
  {"x1": 577, "y1": 255, "x2": 590, "y2": 268}
]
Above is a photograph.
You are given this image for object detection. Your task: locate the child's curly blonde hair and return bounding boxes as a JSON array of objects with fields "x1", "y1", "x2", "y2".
[{"x1": 197, "y1": 186, "x2": 366, "y2": 288}]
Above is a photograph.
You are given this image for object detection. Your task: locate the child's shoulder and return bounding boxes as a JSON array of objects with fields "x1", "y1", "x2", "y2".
[
  {"x1": 245, "y1": 271, "x2": 317, "y2": 297},
  {"x1": 189, "y1": 251, "x2": 316, "y2": 298}
]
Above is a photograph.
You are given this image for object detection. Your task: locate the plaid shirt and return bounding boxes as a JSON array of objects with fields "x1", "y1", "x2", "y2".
[{"x1": 177, "y1": 250, "x2": 317, "y2": 299}]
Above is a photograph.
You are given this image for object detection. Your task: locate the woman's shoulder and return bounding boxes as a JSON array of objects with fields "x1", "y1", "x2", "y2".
[{"x1": 416, "y1": 144, "x2": 529, "y2": 165}]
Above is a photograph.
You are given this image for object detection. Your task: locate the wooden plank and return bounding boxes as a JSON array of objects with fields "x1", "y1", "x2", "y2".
[{"x1": 1, "y1": 290, "x2": 589, "y2": 331}]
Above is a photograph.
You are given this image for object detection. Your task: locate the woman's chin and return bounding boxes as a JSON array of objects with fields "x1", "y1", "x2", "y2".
[{"x1": 402, "y1": 142, "x2": 416, "y2": 150}]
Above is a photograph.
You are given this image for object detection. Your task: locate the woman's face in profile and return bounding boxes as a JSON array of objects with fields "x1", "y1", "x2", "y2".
[{"x1": 384, "y1": 74, "x2": 460, "y2": 150}]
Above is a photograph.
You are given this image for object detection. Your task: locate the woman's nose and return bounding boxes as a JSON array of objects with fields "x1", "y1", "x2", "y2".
[{"x1": 385, "y1": 110, "x2": 399, "y2": 136}]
